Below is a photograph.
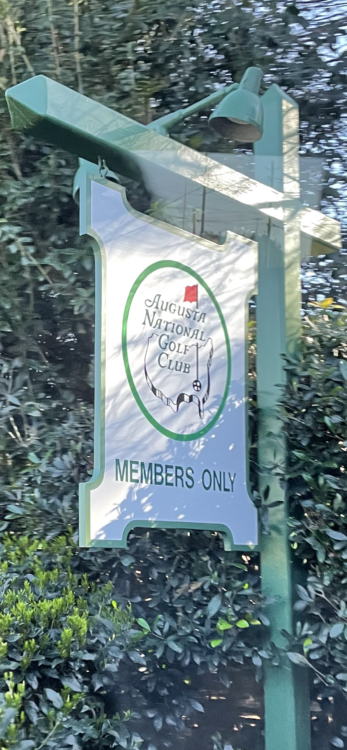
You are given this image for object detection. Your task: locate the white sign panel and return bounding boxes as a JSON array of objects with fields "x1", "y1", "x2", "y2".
[{"x1": 79, "y1": 174, "x2": 258, "y2": 549}]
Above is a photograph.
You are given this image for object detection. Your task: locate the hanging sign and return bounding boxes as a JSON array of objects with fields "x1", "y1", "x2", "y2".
[{"x1": 79, "y1": 173, "x2": 258, "y2": 549}]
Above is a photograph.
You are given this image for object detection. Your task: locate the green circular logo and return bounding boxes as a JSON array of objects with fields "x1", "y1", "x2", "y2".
[{"x1": 122, "y1": 261, "x2": 231, "y2": 442}]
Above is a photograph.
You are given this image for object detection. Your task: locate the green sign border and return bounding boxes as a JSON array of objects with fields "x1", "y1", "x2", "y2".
[
  {"x1": 122, "y1": 260, "x2": 231, "y2": 442},
  {"x1": 78, "y1": 173, "x2": 258, "y2": 552}
]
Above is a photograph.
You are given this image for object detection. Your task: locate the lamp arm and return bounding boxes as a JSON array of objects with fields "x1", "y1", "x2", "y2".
[{"x1": 147, "y1": 83, "x2": 239, "y2": 136}]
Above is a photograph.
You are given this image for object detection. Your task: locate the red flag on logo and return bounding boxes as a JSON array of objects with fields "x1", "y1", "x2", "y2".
[{"x1": 184, "y1": 285, "x2": 198, "y2": 305}]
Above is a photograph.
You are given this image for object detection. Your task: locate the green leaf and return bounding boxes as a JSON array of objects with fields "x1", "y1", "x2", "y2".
[
  {"x1": 6, "y1": 505, "x2": 26, "y2": 515},
  {"x1": 217, "y1": 618, "x2": 232, "y2": 631},
  {"x1": 66, "y1": 735, "x2": 81, "y2": 750},
  {"x1": 128, "y1": 651, "x2": 146, "y2": 665},
  {"x1": 330, "y1": 623, "x2": 344, "y2": 639},
  {"x1": 154, "y1": 716, "x2": 163, "y2": 732},
  {"x1": 8, "y1": 395, "x2": 20, "y2": 406},
  {"x1": 45, "y1": 688, "x2": 63, "y2": 708},
  {"x1": 0, "y1": 708, "x2": 16, "y2": 732},
  {"x1": 297, "y1": 585, "x2": 311, "y2": 602},
  {"x1": 167, "y1": 640, "x2": 183, "y2": 653},
  {"x1": 206, "y1": 594, "x2": 222, "y2": 618},
  {"x1": 327, "y1": 530, "x2": 347, "y2": 542},
  {"x1": 303, "y1": 638, "x2": 313, "y2": 655},
  {"x1": 287, "y1": 652, "x2": 309, "y2": 667},
  {"x1": 236, "y1": 619, "x2": 249, "y2": 629},
  {"x1": 121, "y1": 555, "x2": 135, "y2": 567},
  {"x1": 324, "y1": 416, "x2": 333, "y2": 431},
  {"x1": 92, "y1": 674, "x2": 104, "y2": 692},
  {"x1": 137, "y1": 618, "x2": 150, "y2": 630},
  {"x1": 210, "y1": 638, "x2": 223, "y2": 648},
  {"x1": 25, "y1": 703, "x2": 39, "y2": 724},
  {"x1": 63, "y1": 675, "x2": 83, "y2": 692},
  {"x1": 28, "y1": 452, "x2": 40, "y2": 464},
  {"x1": 26, "y1": 675, "x2": 38, "y2": 690}
]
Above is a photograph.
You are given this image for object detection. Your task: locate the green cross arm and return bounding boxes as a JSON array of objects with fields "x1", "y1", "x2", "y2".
[{"x1": 6, "y1": 74, "x2": 341, "y2": 253}]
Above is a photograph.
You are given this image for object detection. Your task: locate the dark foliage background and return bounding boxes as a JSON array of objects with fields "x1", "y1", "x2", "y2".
[
  {"x1": 1, "y1": 1, "x2": 347, "y2": 748},
  {"x1": 279, "y1": 306, "x2": 347, "y2": 750}
]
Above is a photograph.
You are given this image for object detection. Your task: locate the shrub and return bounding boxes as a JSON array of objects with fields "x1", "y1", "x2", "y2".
[
  {"x1": 281, "y1": 306, "x2": 347, "y2": 748},
  {"x1": 0, "y1": 533, "x2": 144, "y2": 750}
]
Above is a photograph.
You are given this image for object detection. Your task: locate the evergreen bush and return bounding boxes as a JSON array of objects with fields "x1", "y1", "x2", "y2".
[
  {"x1": 0, "y1": 533, "x2": 144, "y2": 749},
  {"x1": 282, "y1": 306, "x2": 347, "y2": 749}
]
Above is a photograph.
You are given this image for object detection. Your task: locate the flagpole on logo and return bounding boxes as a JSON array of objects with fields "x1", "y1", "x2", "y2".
[
  {"x1": 183, "y1": 284, "x2": 201, "y2": 393},
  {"x1": 194, "y1": 286, "x2": 201, "y2": 393}
]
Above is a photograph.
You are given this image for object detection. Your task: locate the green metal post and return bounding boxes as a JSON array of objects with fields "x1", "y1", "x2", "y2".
[{"x1": 254, "y1": 86, "x2": 311, "y2": 750}]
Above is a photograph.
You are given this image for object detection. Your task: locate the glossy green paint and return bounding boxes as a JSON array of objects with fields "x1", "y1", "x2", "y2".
[
  {"x1": 5, "y1": 75, "x2": 341, "y2": 252},
  {"x1": 150, "y1": 65, "x2": 262, "y2": 140},
  {"x1": 209, "y1": 66, "x2": 263, "y2": 142},
  {"x1": 147, "y1": 82, "x2": 238, "y2": 135},
  {"x1": 255, "y1": 87, "x2": 311, "y2": 750},
  {"x1": 78, "y1": 173, "x2": 105, "y2": 548}
]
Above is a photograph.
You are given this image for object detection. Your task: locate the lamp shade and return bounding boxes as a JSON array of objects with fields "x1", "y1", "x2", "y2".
[{"x1": 209, "y1": 67, "x2": 263, "y2": 143}]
